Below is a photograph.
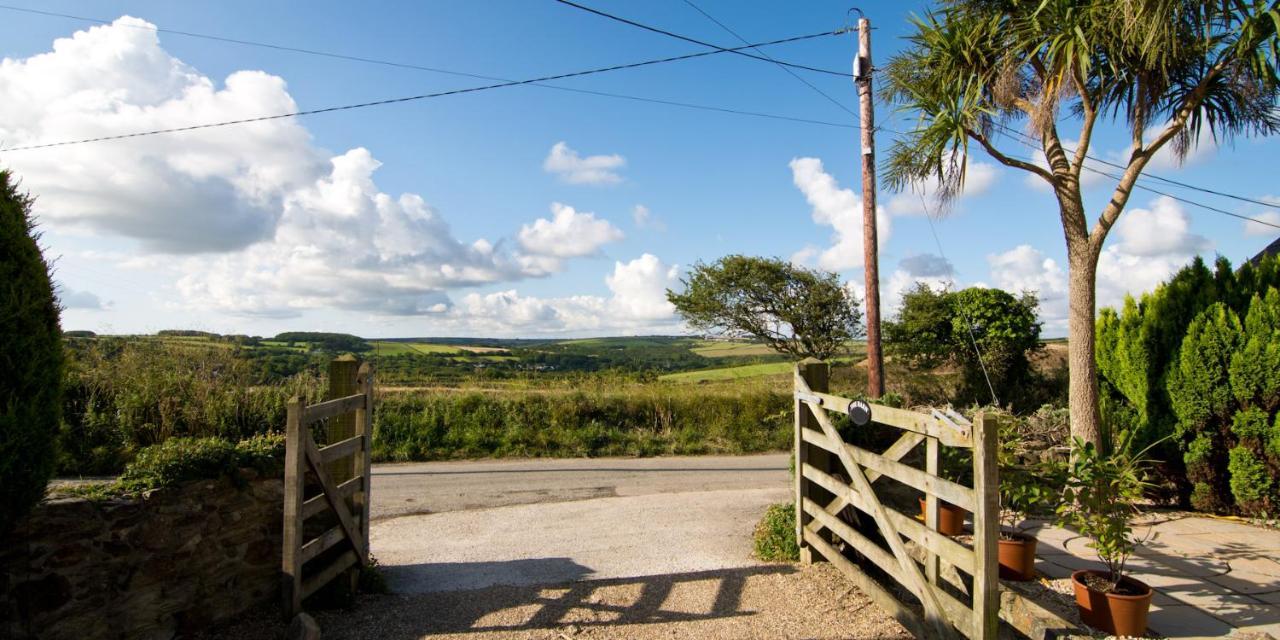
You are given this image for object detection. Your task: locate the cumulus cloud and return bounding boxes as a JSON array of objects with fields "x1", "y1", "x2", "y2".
[
  {"x1": 450, "y1": 254, "x2": 681, "y2": 334},
  {"x1": 885, "y1": 161, "x2": 999, "y2": 216},
  {"x1": 56, "y1": 284, "x2": 109, "y2": 310},
  {"x1": 789, "y1": 157, "x2": 890, "y2": 271},
  {"x1": 542, "y1": 141, "x2": 626, "y2": 185},
  {"x1": 2, "y1": 18, "x2": 628, "y2": 321},
  {"x1": 0, "y1": 17, "x2": 324, "y2": 252},
  {"x1": 987, "y1": 245, "x2": 1068, "y2": 333},
  {"x1": 1244, "y1": 209, "x2": 1280, "y2": 237},
  {"x1": 985, "y1": 197, "x2": 1212, "y2": 333},
  {"x1": 517, "y1": 202, "x2": 624, "y2": 260},
  {"x1": 176, "y1": 148, "x2": 538, "y2": 317}
]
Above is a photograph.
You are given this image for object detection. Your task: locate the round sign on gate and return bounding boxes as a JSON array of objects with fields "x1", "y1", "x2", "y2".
[{"x1": 847, "y1": 400, "x2": 872, "y2": 426}]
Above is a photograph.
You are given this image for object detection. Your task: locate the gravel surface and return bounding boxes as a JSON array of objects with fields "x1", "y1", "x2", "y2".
[{"x1": 201, "y1": 563, "x2": 911, "y2": 640}]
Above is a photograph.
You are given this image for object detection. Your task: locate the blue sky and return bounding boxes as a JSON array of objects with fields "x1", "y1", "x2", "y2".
[{"x1": 1, "y1": 1, "x2": 1276, "y2": 338}]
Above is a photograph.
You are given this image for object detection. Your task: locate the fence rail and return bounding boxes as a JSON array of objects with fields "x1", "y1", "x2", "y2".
[
  {"x1": 794, "y1": 359, "x2": 999, "y2": 640},
  {"x1": 282, "y1": 359, "x2": 374, "y2": 619}
]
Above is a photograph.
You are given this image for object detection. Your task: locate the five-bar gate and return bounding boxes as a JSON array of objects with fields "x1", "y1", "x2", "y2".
[
  {"x1": 794, "y1": 359, "x2": 999, "y2": 640},
  {"x1": 281, "y1": 360, "x2": 374, "y2": 619}
]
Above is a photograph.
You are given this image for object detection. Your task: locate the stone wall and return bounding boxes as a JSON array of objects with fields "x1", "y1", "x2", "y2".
[{"x1": 0, "y1": 473, "x2": 283, "y2": 640}]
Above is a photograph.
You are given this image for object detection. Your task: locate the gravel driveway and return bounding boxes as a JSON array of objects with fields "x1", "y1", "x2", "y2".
[{"x1": 203, "y1": 455, "x2": 907, "y2": 639}]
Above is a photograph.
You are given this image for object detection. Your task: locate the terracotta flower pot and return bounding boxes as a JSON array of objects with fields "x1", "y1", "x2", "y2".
[
  {"x1": 997, "y1": 531, "x2": 1038, "y2": 581},
  {"x1": 1070, "y1": 569, "x2": 1153, "y2": 637},
  {"x1": 918, "y1": 497, "x2": 967, "y2": 535}
]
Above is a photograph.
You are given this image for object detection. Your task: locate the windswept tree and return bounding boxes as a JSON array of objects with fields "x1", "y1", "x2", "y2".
[
  {"x1": 884, "y1": 0, "x2": 1280, "y2": 446},
  {"x1": 666, "y1": 255, "x2": 863, "y2": 360}
]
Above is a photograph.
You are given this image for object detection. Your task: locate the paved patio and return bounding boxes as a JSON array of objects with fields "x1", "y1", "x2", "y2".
[{"x1": 1026, "y1": 515, "x2": 1280, "y2": 639}]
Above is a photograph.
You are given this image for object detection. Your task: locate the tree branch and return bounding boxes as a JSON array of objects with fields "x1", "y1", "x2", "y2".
[{"x1": 964, "y1": 126, "x2": 1057, "y2": 184}]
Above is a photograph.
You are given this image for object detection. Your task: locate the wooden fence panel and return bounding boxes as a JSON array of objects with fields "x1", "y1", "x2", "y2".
[
  {"x1": 794, "y1": 361, "x2": 999, "y2": 640},
  {"x1": 281, "y1": 358, "x2": 375, "y2": 620}
]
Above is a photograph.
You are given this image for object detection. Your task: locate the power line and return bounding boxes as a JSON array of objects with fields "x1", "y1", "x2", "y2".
[
  {"x1": 0, "y1": 30, "x2": 843, "y2": 152},
  {"x1": 0, "y1": 3, "x2": 858, "y2": 132},
  {"x1": 988, "y1": 125, "x2": 1280, "y2": 231},
  {"x1": 550, "y1": 0, "x2": 852, "y2": 78},
  {"x1": 989, "y1": 121, "x2": 1278, "y2": 211},
  {"x1": 679, "y1": 0, "x2": 857, "y2": 118},
  {"x1": 918, "y1": 193, "x2": 1000, "y2": 407}
]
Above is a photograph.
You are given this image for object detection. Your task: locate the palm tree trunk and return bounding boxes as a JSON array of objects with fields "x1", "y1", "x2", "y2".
[{"x1": 1067, "y1": 243, "x2": 1103, "y2": 448}]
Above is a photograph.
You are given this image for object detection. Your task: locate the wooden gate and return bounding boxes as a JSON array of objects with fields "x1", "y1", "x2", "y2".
[
  {"x1": 281, "y1": 359, "x2": 374, "y2": 618},
  {"x1": 793, "y1": 359, "x2": 998, "y2": 640}
]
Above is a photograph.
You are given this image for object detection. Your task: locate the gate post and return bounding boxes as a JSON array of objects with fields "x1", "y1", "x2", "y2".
[
  {"x1": 972, "y1": 411, "x2": 1000, "y2": 640},
  {"x1": 281, "y1": 396, "x2": 305, "y2": 620},
  {"x1": 327, "y1": 355, "x2": 360, "y2": 482},
  {"x1": 795, "y1": 358, "x2": 829, "y2": 564}
]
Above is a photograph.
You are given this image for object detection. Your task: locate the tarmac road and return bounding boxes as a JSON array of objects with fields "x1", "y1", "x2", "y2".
[{"x1": 367, "y1": 453, "x2": 792, "y2": 593}]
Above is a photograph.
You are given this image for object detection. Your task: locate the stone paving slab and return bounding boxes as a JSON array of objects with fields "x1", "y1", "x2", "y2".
[{"x1": 1030, "y1": 515, "x2": 1280, "y2": 639}]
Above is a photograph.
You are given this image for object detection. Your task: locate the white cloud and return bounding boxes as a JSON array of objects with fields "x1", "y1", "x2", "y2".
[
  {"x1": 2, "y1": 18, "x2": 625, "y2": 320},
  {"x1": 542, "y1": 141, "x2": 626, "y2": 185},
  {"x1": 885, "y1": 161, "x2": 999, "y2": 216},
  {"x1": 176, "y1": 148, "x2": 537, "y2": 317},
  {"x1": 517, "y1": 202, "x2": 624, "y2": 260},
  {"x1": 987, "y1": 245, "x2": 1068, "y2": 333},
  {"x1": 632, "y1": 204, "x2": 665, "y2": 231},
  {"x1": 1244, "y1": 210, "x2": 1280, "y2": 237},
  {"x1": 985, "y1": 197, "x2": 1212, "y2": 333},
  {"x1": 1112, "y1": 196, "x2": 1209, "y2": 256},
  {"x1": 450, "y1": 254, "x2": 681, "y2": 334},
  {"x1": 881, "y1": 269, "x2": 953, "y2": 318},
  {"x1": 0, "y1": 17, "x2": 324, "y2": 252},
  {"x1": 789, "y1": 157, "x2": 890, "y2": 271}
]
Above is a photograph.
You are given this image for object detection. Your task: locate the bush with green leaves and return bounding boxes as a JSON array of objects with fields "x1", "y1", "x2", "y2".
[
  {"x1": 1057, "y1": 433, "x2": 1156, "y2": 590},
  {"x1": 116, "y1": 433, "x2": 287, "y2": 493},
  {"x1": 1160, "y1": 288, "x2": 1280, "y2": 515},
  {"x1": 997, "y1": 417, "x2": 1065, "y2": 533},
  {"x1": 0, "y1": 170, "x2": 64, "y2": 535},
  {"x1": 753, "y1": 502, "x2": 799, "y2": 562},
  {"x1": 886, "y1": 284, "x2": 1043, "y2": 409}
]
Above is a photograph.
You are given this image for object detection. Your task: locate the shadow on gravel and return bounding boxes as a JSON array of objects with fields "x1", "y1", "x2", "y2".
[
  {"x1": 383, "y1": 557, "x2": 595, "y2": 592},
  {"x1": 326, "y1": 564, "x2": 797, "y2": 639}
]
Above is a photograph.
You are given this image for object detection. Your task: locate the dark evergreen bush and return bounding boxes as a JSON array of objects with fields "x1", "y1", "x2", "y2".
[{"x1": 0, "y1": 170, "x2": 63, "y2": 534}]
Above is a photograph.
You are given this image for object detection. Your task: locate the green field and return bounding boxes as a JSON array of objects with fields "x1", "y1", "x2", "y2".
[
  {"x1": 660, "y1": 361, "x2": 796, "y2": 382},
  {"x1": 690, "y1": 341, "x2": 779, "y2": 358},
  {"x1": 370, "y1": 340, "x2": 464, "y2": 355}
]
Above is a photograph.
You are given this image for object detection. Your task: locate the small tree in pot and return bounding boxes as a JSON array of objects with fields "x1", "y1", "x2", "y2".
[{"x1": 1057, "y1": 432, "x2": 1158, "y2": 636}]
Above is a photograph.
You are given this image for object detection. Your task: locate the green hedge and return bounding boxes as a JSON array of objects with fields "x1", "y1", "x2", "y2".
[
  {"x1": 112, "y1": 433, "x2": 286, "y2": 494},
  {"x1": 0, "y1": 170, "x2": 64, "y2": 535},
  {"x1": 371, "y1": 387, "x2": 791, "y2": 461},
  {"x1": 1098, "y1": 255, "x2": 1280, "y2": 514}
]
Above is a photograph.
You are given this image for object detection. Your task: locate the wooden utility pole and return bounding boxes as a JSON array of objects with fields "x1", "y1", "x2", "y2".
[{"x1": 855, "y1": 16, "x2": 884, "y2": 398}]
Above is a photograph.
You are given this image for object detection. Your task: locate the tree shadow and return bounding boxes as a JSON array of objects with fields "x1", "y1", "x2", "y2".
[{"x1": 326, "y1": 563, "x2": 796, "y2": 639}]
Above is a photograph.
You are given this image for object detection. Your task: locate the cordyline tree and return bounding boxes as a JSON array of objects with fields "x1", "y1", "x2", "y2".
[
  {"x1": 666, "y1": 255, "x2": 863, "y2": 360},
  {"x1": 884, "y1": 0, "x2": 1280, "y2": 447}
]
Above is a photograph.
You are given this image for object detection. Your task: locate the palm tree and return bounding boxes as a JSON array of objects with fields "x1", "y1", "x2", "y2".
[{"x1": 883, "y1": 0, "x2": 1280, "y2": 446}]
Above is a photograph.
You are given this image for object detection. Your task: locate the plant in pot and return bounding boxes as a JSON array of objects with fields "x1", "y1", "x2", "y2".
[
  {"x1": 919, "y1": 444, "x2": 972, "y2": 535},
  {"x1": 996, "y1": 420, "x2": 1065, "y2": 581},
  {"x1": 1056, "y1": 432, "x2": 1157, "y2": 637}
]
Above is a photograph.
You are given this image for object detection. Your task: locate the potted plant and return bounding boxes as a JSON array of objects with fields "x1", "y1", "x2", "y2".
[
  {"x1": 1056, "y1": 432, "x2": 1157, "y2": 637},
  {"x1": 996, "y1": 420, "x2": 1065, "y2": 581},
  {"x1": 919, "y1": 445, "x2": 972, "y2": 535},
  {"x1": 996, "y1": 460, "x2": 1062, "y2": 580}
]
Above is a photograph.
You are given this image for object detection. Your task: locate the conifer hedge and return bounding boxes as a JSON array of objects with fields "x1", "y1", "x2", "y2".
[{"x1": 0, "y1": 170, "x2": 64, "y2": 534}]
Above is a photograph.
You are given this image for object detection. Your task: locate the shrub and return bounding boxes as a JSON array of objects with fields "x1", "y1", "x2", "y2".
[
  {"x1": 753, "y1": 502, "x2": 799, "y2": 562},
  {"x1": 116, "y1": 434, "x2": 286, "y2": 493},
  {"x1": 1097, "y1": 255, "x2": 1280, "y2": 506},
  {"x1": 1057, "y1": 433, "x2": 1156, "y2": 590},
  {"x1": 0, "y1": 170, "x2": 64, "y2": 535},
  {"x1": 886, "y1": 285, "x2": 1043, "y2": 410}
]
